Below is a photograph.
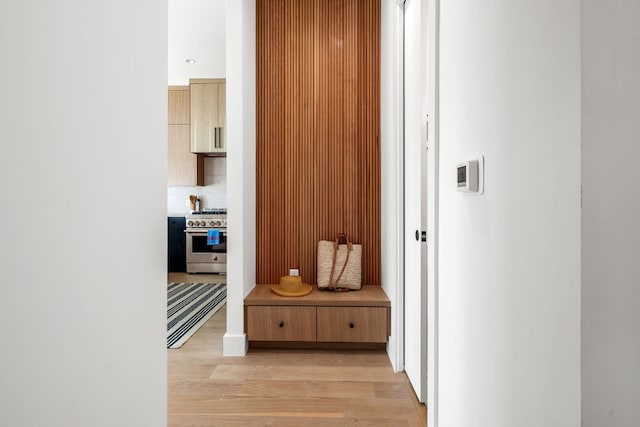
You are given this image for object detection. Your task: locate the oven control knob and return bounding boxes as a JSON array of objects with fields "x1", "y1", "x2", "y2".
[
  {"x1": 194, "y1": 221, "x2": 200, "y2": 226},
  {"x1": 187, "y1": 221, "x2": 193, "y2": 227},
  {"x1": 209, "y1": 221, "x2": 215, "y2": 227}
]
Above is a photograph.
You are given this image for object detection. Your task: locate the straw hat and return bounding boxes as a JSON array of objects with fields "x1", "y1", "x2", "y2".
[{"x1": 271, "y1": 275, "x2": 313, "y2": 297}]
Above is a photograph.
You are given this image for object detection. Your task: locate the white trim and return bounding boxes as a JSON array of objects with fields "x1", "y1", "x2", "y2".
[
  {"x1": 224, "y1": 0, "x2": 256, "y2": 359},
  {"x1": 381, "y1": 0, "x2": 406, "y2": 373},
  {"x1": 426, "y1": 0, "x2": 439, "y2": 425},
  {"x1": 222, "y1": 333, "x2": 248, "y2": 356},
  {"x1": 396, "y1": 0, "x2": 406, "y2": 374},
  {"x1": 402, "y1": 0, "x2": 428, "y2": 400}
]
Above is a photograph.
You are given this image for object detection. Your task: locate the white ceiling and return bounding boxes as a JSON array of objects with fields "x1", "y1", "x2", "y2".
[{"x1": 168, "y1": 0, "x2": 226, "y2": 86}]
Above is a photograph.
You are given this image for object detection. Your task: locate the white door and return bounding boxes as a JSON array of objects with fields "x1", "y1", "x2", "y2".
[{"x1": 403, "y1": 0, "x2": 428, "y2": 403}]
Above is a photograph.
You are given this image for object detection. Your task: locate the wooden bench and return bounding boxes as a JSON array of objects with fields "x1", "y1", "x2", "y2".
[{"x1": 244, "y1": 285, "x2": 391, "y2": 349}]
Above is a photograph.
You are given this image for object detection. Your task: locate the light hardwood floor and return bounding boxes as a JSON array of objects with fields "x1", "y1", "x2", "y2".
[{"x1": 167, "y1": 273, "x2": 427, "y2": 426}]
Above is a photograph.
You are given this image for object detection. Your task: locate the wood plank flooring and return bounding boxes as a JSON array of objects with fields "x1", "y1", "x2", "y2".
[{"x1": 167, "y1": 273, "x2": 426, "y2": 426}]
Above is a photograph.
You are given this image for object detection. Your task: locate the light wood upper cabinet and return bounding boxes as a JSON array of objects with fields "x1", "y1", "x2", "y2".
[
  {"x1": 168, "y1": 125, "x2": 197, "y2": 186},
  {"x1": 168, "y1": 87, "x2": 190, "y2": 125},
  {"x1": 168, "y1": 86, "x2": 203, "y2": 186},
  {"x1": 190, "y1": 78, "x2": 226, "y2": 154}
]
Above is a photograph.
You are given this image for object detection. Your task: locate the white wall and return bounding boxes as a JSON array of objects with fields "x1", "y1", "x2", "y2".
[
  {"x1": 380, "y1": 0, "x2": 405, "y2": 372},
  {"x1": 224, "y1": 0, "x2": 256, "y2": 356},
  {"x1": 0, "y1": 1, "x2": 167, "y2": 426},
  {"x1": 437, "y1": 1, "x2": 581, "y2": 426},
  {"x1": 582, "y1": 1, "x2": 640, "y2": 426}
]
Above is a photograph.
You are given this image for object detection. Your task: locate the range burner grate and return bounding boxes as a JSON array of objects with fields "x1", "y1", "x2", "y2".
[{"x1": 191, "y1": 209, "x2": 227, "y2": 215}]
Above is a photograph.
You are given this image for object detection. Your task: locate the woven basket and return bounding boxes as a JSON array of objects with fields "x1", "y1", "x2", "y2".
[{"x1": 317, "y1": 234, "x2": 362, "y2": 291}]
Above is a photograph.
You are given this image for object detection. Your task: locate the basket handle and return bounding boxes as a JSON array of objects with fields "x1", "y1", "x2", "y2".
[
  {"x1": 329, "y1": 233, "x2": 352, "y2": 288},
  {"x1": 332, "y1": 233, "x2": 353, "y2": 251}
]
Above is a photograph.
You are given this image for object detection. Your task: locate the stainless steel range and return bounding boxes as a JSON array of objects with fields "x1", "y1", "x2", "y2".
[{"x1": 185, "y1": 209, "x2": 227, "y2": 274}]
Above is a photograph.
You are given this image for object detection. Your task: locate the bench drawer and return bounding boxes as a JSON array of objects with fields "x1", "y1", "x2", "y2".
[
  {"x1": 246, "y1": 306, "x2": 316, "y2": 341},
  {"x1": 316, "y1": 306, "x2": 388, "y2": 343}
]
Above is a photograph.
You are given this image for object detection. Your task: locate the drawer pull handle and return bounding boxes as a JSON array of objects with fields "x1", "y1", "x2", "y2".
[
  {"x1": 279, "y1": 322, "x2": 284, "y2": 328},
  {"x1": 349, "y1": 322, "x2": 355, "y2": 329}
]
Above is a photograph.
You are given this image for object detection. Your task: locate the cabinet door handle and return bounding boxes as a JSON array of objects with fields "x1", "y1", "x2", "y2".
[
  {"x1": 219, "y1": 127, "x2": 223, "y2": 149},
  {"x1": 349, "y1": 322, "x2": 355, "y2": 329},
  {"x1": 279, "y1": 322, "x2": 284, "y2": 328}
]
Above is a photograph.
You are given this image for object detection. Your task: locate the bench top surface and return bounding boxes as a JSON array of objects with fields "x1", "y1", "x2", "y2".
[{"x1": 244, "y1": 285, "x2": 390, "y2": 307}]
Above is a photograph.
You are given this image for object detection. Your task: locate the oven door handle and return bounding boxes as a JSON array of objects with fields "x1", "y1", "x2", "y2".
[{"x1": 184, "y1": 230, "x2": 227, "y2": 236}]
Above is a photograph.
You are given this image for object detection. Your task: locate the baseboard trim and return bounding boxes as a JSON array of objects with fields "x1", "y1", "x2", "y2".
[
  {"x1": 222, "y1": 333, "x2": 248, "y2": 356},
  {"x1": 248, "y1": 341, "x2": 386, "y2": 350}
]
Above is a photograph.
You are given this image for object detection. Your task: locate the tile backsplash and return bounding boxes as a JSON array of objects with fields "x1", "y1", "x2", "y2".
[{"x1": 167, "y1": 157, "x2": 226, "y2": 215}]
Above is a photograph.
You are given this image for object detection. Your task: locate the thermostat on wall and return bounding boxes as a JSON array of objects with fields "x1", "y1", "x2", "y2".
[{"x1": 457, "y1": 157, "x2": 484, "y2": 194}]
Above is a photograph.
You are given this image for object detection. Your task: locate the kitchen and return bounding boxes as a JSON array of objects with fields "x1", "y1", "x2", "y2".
[{"x1": 167, "y1": 0, "x2": 227, "y2": 277}]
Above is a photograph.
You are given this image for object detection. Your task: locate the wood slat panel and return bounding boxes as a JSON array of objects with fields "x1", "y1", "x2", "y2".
[{"x1": 257, "y1": 0, "x2": 380, "y2": 286}]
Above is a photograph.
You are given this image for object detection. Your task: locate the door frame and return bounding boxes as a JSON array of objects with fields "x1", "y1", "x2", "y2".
[
  {"x1": 398, "y1": 0, "x2": 439, "y2": 413},
  {"x1": 402, "y1": 0, "x2": 429, "y2": 403},
  {"x1": 426, "y1": 0, "x2": 440, "y2": 425}
]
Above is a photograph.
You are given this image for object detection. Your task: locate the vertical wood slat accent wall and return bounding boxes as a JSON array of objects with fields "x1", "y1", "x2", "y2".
[{"x1": 256, "y1": 0, "x2": 380, "y2": 286}]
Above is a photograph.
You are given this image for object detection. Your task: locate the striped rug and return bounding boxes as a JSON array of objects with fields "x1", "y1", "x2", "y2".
[{"x1": 167, "y1": 282, "x2": 226, "y2": 349}]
